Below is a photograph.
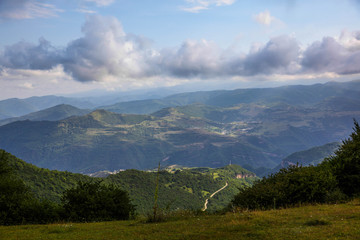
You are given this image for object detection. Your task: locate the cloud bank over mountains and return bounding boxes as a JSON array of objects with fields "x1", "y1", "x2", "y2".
[{"x1": 1, "y1": 15, "x2": 360, "y2": 84}]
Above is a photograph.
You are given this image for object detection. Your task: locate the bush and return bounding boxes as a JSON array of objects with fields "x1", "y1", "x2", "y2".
[
  {"x1": 230, "y1": 165, "x2": 338, "y2": 210},
  {"x1": 230, "y1": 119, "x2": 360, "y2": 211},
  {"x1": 62, "y1": 181, "x2": 135, "y2": 222},
  {"x1": 20, "y1": 199, "x2": 63, "y2": 224}
]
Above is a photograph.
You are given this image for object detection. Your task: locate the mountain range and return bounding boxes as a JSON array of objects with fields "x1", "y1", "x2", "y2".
[
  {"x1": 0, "y1": 80, "x2": 359, "y2": 173},
  {"x1": 0, "y1": 86, "x2": 187, "y2": 120}
]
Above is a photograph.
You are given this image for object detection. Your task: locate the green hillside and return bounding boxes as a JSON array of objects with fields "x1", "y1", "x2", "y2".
[
  {"x1": 1, "y1": 149, "x2": 257, "y2": 214},
  {"x1": 106, "y1": 165, "x2": 257, "y2": 213},
  {"x1": 270, "y1": 142, "x2": 340, "y2": 174},
  {"x1": 3, "y1": 149, "x2": 93, "y2": 202}
]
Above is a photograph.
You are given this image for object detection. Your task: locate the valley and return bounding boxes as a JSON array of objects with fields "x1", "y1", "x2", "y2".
[{"x1": 0, "y1": 81, "x2": 359, "y2": 174}]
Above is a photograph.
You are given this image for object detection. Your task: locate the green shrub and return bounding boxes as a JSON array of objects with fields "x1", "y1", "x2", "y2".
[
  {"x1": 62, "y1": 181, "x2": 135, "y2": 222},
  {"x1": 230, "y1": 165, "x2": 338, "y2": 210}
]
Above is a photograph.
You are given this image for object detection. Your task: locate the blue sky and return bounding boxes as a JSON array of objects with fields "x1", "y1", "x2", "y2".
[{"x1": 1, "y1": 0, "x2": 360, "y2": 99}]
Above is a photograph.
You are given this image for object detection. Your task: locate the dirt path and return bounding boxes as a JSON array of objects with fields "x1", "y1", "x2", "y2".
[{"x1": 202, "y1": 182, "x2": 228, "y2": 211}]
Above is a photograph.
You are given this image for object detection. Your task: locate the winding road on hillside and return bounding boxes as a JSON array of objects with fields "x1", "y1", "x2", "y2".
[{"x1": 202, "y1": 182, "x2": 228, "y2": 211}]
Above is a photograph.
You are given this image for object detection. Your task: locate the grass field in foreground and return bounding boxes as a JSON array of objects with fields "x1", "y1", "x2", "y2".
[{"x1": 1, "y1": 199, "x2": 359, "y2": 240}]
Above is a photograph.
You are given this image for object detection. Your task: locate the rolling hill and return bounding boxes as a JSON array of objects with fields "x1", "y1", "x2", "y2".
[
  {"x1": 0, "y1": 81, "x2": 359, "y2": 174},
  {"x1": 270, "y1": 142, "x2": 341, "y2": 175},
  {"x1": 2, "y1": 149, "x2": 257, "y2": 213},
  {"x1": 0, "y1": 109, "x2": 283, "y2": 172}
]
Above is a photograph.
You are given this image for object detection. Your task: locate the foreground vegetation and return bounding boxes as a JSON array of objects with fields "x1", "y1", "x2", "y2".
[
  {"x1": 1, "y1": 199, "x2": 359, "y2": 240},
  {"x1": 0, "y1": 148, "x2": 257, "y2": 224},
  {"x1": 231, "y1": 120, "x2": 360, "y2": 210},
  {"x1": 0, "y1": 119, "x2": 358, "y2": 230}
]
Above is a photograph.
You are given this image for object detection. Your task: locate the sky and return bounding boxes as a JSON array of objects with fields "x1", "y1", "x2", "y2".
[{"x1": 1, "y1": 0, "x2": 360, "y2": 100}]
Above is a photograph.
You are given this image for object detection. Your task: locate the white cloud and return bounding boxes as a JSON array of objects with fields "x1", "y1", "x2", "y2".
[
  {"x1": 181, "y1": 5, "x2": 209, "y2": 13},
  {"x1": 337, "y1": 30, "x2": 360, "y2": 51},
  {"x1": 158, "y1": 39, "x2": 225, "y2": 77},
  {"x1": 302, "y1": 35, "x2": 360, "y2": 75},
  {"x1": 0, "y1": 0, "x2": 62, "y2": 20},
  {"x1": 76, "y1": 8, "x2": 97, "y2": 14},
  {"x1": 84, "y1": 0, "x2": 115, "y2": 7},
  {"x1": 19, "y1": 82, "x2": 34, "y2": 89},
  {"x1": 214, "y1": 0, "x2": 236, "y2": 6},
  {"x1": 181, "y1": 0, "x2": 235, "y2": 13},
  {"x1": 62, "y1": 15, "x2": 157, "y2": 82},
  {"x1": 0, "y1": 65, "x2": 105, "y2": 100},
  {"x1": 253, "y1": 10, "x2": 275, "y2": 25},
  {"x1": 0, "y1": 65, "x2": 71, "y2": 82}
]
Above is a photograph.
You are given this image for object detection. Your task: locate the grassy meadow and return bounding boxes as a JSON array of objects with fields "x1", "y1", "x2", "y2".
[{"x1": 1, "y1": 199, "x2": 359, "y2": 240}]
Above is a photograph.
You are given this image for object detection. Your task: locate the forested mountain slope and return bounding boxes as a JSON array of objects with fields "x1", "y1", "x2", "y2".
[
  {"x1": 0, "y1": 81, "x2": 359, "y2": 173},
  {"x1": 1, "y1": 149, "x2": 257, "y2": 213}
]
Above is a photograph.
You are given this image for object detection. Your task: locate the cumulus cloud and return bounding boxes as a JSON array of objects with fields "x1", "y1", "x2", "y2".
[
  {"x1": 338, "y1": 30, "x2": 360, "y2": 50},
  {"x1": 0, "y1": 15, "x2": 155, "y2": 82},
  {"x1": 253, "y1": 10, "x2": 284, "y2": 27},
  {"x1": 240, "y1": 36, "x2": 300, "y2": 75},
  {"x1": 1, "y1": 15, "x2": 360, "y2": 83},
  {"x1": 253, "y1": 10, "x2": 275, "y2": 25},
  {"x1": 0, "y1": 38, "x2": 60, "y2": 70},
  {"x1": 158, "y1": 40, "x2": 225, "y2": 77},
  {"x1": 155, "y1": 36, "x2": 300, "y2": 78},
  {"x1": 181, "y1": 0, "x2": 235, "y2": 13},
  {"x1": 0, "y1": 0, "x2": 62, "y2": 20},
  {"x1": 62, "y1": 15, "x2": 156, "y2": 82},
  {"x1": 302, "y1": 36, "x2": 360, "y2": 75}
]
